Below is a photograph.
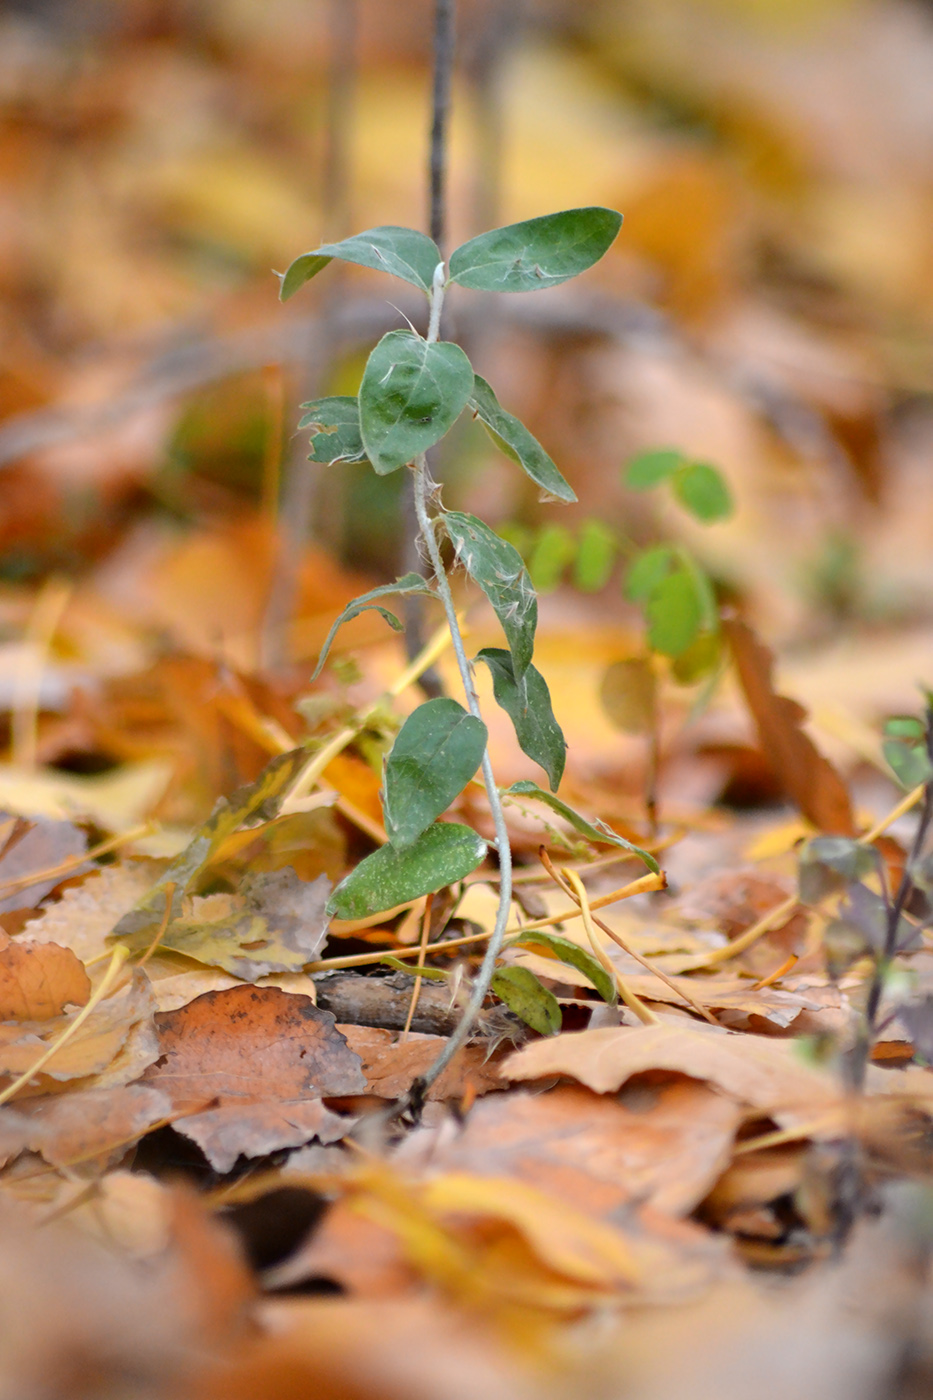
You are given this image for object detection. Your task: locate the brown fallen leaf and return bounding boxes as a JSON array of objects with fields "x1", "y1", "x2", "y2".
[
  {"x1": 337, "y1": 1024, "x2": 506, "y2": 1102},
  {"x1": 0, "y1": 931, "x2": 90, "y2": 1021},
  {"x1": 723, "y1": 615, "x2": 855, "y2": 835},
  {"x1": 0, "y1": 969, "x2": 156, "y2": 1090},
  {"x1": 0, "y1": 1084, "x2": 173, "y2": 1170},
  {"x1": 395, "y1": 1081, "x2": 741, "y2": 1218},
  {"x1": 501, "y1": 1024, "x2": 839, "y2": 1122},
  {"x1": 174, "y1": 1099, "x2": 354, "y2": 1174},
  {"x1": 0, "y1": 817, "x2": 89, "y2": 914},
  {"x1": 141, "y1": 986, "x2": 366, "y2": 1113},
  {"x1": 23, "y1": 861, "x2": 165, "y2": 964}
]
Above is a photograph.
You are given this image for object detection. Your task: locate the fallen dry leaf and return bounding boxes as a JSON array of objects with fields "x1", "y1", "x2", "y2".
[
  {"x1": 174, "y1": 1098, "x2": 354, "y2": 1174},
  {"x1": 337, "y1": 1024, "x2": 507, "y2": 1102},
  {"x1": 396, "y1": 1081, "x2": 741, "y2": 1218},
  {"x1": 0, "y1": 931, "x2": 90, "y2": 1021},
  {"x1": 723, "y1": 616, "x2": 855, "y2": 835},
  {"x1": 0, "y1": 817, "x2": 88, "y2": 914},
  {"x1": 0, "y1": 1084, "x2": 172, "y2": 1170},
  {"x1": 141, "y1": 986, "x2": 366, "y2": 1113},
  {"x1": 502, "y1": 1024, "x2": 840, "y2": 1123}
]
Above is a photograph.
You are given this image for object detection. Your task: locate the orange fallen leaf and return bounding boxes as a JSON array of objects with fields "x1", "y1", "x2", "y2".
[
  {"x1": 174, "y1": 1098, "x2": 354, "y2": 1174},
  {"x1": 0, "y1": 1084, "x2": 172, "y2": 1170},
  {"x1": 723, "y1": 615, "x2": 855, "y2": 835},
  {"x1": 337, "y1": 1024, "x2": 506, "y2": 1102},
  {"x1": 141, "y1": 986, "x2": 366, "y2": 1113},
  {"x1": 0, "y1": 932, "x2": 90, "y2": 1021}
]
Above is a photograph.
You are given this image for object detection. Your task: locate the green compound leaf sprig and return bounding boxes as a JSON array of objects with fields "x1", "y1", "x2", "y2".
[{"x1": 281, "y1": 205, "x2": 662, "y2": 1087}]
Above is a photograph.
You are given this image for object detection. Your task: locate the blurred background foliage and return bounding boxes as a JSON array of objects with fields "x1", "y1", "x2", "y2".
[{"x1": 1, "y1": 0, "x2": 933, "y2": 818}]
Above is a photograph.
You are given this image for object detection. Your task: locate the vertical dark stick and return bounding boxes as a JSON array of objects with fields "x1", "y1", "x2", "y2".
[
  {"x1": 403, "y1": 0, "x2": 457, "y2": 693},
  {"x1": 429, "y1": 0, "x2": 456, "y2": 253}
]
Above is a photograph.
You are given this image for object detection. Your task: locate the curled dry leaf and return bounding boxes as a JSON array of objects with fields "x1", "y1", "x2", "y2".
[
  {"x1": 502, "y1": 1024, "x2": 840, "y2": 1123},
  {"x1": 723, "y1": 616, "x2": 855, "y2": 835},
  {"x1": 0, "y1": 1084, "x2": 173, "y2": 1170},
  {"x1": 0, "y1": 818, "x2": 89, "y2": 914},
  {"x1": 0, "y1": 969, "x2": 156, "y2": 1089},
  {"x1": 174, "y1": 1099, "x2": 354, "y2": 1174},
  {"x1": 395, "y1": 1082, "x2": 741, "y2": 1218},
  {"x1": 141, "y1": 986, "x2": 366, "y2": 1114},
  {"x1": 0, "y1": 932, "x2": 90, "y2": 1021}
]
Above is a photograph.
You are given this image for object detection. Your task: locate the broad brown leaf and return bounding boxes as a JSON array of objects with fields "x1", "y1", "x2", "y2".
[
  {"x1": 174, "y1": 1099, "x2": 353, "y2": 1174},
  {"x1": 337, "y1": 1024, "x2": 506, "y2": 1102},
  {"x1": 0, "y1": 932, "x2": 90, "y2": 1021},
  {"x1": 141, "y1": 986, "x2": 366, "y2": 1113},
  {"x1": 396, "y1": 1082, "x2": 740, "y2": 1218},
  {"x1": 724, "y1": 616, "x2": 854, "y2": 834},
  {"x1": 0, "y1": 1084, "x2": 172, "y2": 1170}
]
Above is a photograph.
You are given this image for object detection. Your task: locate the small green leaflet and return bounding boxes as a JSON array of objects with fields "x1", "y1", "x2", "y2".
[
  {"x1": 475, "y1": 648, "x2": 566, "y2": 791},
  {"x1": 445, "y1": 512, "x2": 537, "y2": 678},
  {"x1": 625, "y1": 449, "x2": 683, "y2": 490},
  {"x1": 645, "y1": 568, "x2": 702, "y2": 657},
  {"x1": 798, "y1": 836, "x2": 877, "y2": 904},
  {"x1": 468, "y1": 375, "x2": 575, "y2": 502},
  {"x1": 506, "y1": 929, "x2": 615, "y2": 1004},
  {"x1": 574, "y1": 520, "x2": 617, "y2": 592},
  {"x1": 504, "y1": 780, "x2": 658, "y2": 871},
  {"x1": 359, "y1": 331, "x2": 474, "y2": 474},
  {"x1": 625, "y1": 546, "x2": 674, "y2": 603},
  {"x1": 490, "y1": 966, "x2": 561, "y2": 1035},
  {"x1": 326, "y1": 821, "x2": 487, "y2": 920},
  {"x1": 280, "y1": 226, "x2": 441, "y2": 300},
  {"x1": 311, "y1": 574, "x2": 435, "y2": 681},
  {"x1": 673, "y1": 462, "x2": 733, "y2": 523},
  {"x1": 528, "y1": 524, "x2": 576, "y2": 593},
  {"x1": 448, "y1": 207, "x2": 622, "y2": 293},
  {"x1": 883, "y1": 738, "x2": 933, "y2": 791},
  {"x1": 298, "y1": 396, "x2": 367, "y2": 465},
  {"x1": 383, "y1": 698, "x2": 488, "y2": 849}
]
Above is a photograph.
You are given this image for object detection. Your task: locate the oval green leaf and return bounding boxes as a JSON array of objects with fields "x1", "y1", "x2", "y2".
[
  {"x1": 506, "y1": 930, "x2": 615, "y2": 1004},
  {"x1": 504, "y1": 779, "x2": 658, "y2": 871},
  {"x1": 474, "y1": 648, "x2": 566, "y2": 792},
  {"x1": 489, "y1": 966, "x2": 561, "y2": 1035},
  {"x1": 298, "y1": 396, "x2": 367, "y2": 465},
  {"x1": 445, "y1": 512, "x2": 537, "y2": 678},
  {"x1": 624, "y1": 448, "x2": 684, "y2": 490},
  {"x1": 448, "y1": 207, "x2": 622, "y2": 293},
  {"x1": 326, "y1": 821, "x2": 487, "y2": 921},
  {"x1": 645, "y1": 567, "x2": 703, "y2": 657},
  {"x1": 527, "y1": 524, "x2": 576, "y2": 593},
  {"x1": 359, "y1": 331, "x2": 474, "y2": 475},
  {"x1": 383, "y1": 698, "x2": 488, "y2": 850},
  {"x1": 673, "y1": 462, "x2": 733, "y2": 522},
  {"x1": 469, "y1": 375, "x2": 575, "y2": 502},
  {"x1": 311, "y1": 574, "x2": 435, "y2": 680},
  {"x1": 624, "y1": 546, "x2": 674, "y2": 603},
  {"x1": 280, "y1": 225, "x2": 441, "y2": 300},
  {"x1": 574, "y1": 519, "x2": 617, "y2": 592}
]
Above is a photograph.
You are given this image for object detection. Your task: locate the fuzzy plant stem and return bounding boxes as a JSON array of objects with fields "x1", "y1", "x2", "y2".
[{"x1": 408, "y1": 266, "x2": 513, "y2": 1101}]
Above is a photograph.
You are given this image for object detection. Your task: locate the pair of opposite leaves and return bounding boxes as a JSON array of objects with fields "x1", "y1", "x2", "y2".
[{"x1": 282, "y1": 208, "x2": 621, "y2": 479}]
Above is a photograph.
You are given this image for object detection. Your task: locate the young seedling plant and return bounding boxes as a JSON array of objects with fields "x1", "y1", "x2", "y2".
[{"x1": 280, "y1": 209, "x2": 659, "y2": 1096}]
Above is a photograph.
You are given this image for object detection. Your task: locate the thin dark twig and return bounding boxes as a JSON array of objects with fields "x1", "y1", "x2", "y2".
[{"x1": 402, "y1": 0, "x2": 457, "y2": 694}]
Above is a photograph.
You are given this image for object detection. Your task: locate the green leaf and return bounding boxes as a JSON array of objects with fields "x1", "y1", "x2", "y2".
[
  {"x1": 625, "y1": 449, "x2": 683, "y2": 490},
  {"x1": 798, "y1": 837, "x2": 877, "y2": 904},
  {"x1": 448, "y1": 207, "x2": 622, "y2": 293},
  {"x1": 624, "y1": 546, "x2": 674, "y2": 602},
  {"x1": 109, "y1": 748, "x2": 309, "y2": 957},
  {"x1": 503, "y1": 780, "x2": 658, "y2": 871},
  {"x1": 379, "y1": 955, "x2": 449, "y2": 981},
  {"x1": 527, "y1": 524, "x2": 576, "y2": 593},
  {"x1": 489, "y1": 966, "x2": 561, "y2": 1035},
  {"x1": 506, "y1": 930, "x2": 615, "y2": 1004},
  {"x1": 885, "y1": 716, "x2": 927, "y2": 741},
  {"x1": 645, "y1": 567, "x2": 703, "y2": 657},
  {"x1": 468, "y1": 375, "x2": 576, "y2": 502},
  {"x1": 670, "y1": 631, "x2": 721, "y2": 684},
  {"x1": 280, "y1": 225, "x2": 441, "y2": 300},
  {"x1": 475, "y1": 648, "x2": 566, "y2": 792},
  {"x1": 298, "y1": 396, "x2": 367, "y2": 465},
  {"x1": 359, "y1": 331, "x2": 474, "y2": 475},
  {"x1": 883, "y1": 738, "x2": 933, "y2": 791},
  {"x1": 383, "y1": 698, "x2": 488, "y2": 849},
  {"x1": 311, "y1": 574, "x2": 435, "y2": 681},
  {"x1": 445, "y1": 512, "x2": 537, "y2": 678},
  {"x1": 574, "y1": 519, "x2": 617, "y2": 592},
  {"x1": 326, "y1": 821, "x2": 487, "y2": 920},
  {"x1": 673, "y1": 462, "x2": 733, "y2": 522}
]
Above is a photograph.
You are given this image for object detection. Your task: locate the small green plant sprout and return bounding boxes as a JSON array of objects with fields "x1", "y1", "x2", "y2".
[{"x1": 279, "y1": 209, "x2": 659, "y2": 1097}]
